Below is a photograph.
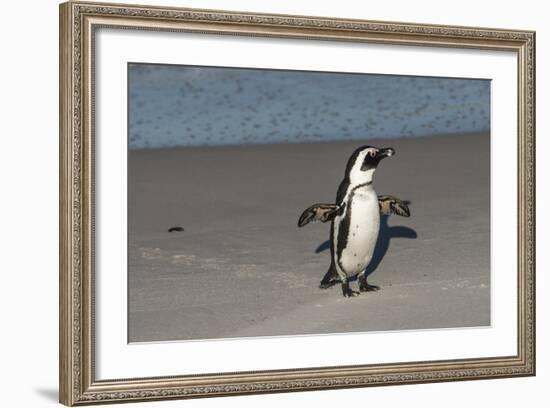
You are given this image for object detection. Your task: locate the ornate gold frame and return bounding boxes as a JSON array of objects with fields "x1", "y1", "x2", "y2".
[{"x1": 59, "y1": 1, "x2": 536, "y2": 405}]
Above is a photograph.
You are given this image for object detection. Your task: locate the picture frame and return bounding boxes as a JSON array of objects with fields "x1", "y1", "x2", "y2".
[{"x1": 59, "y1": 1, "x2": 536, "y2": 405}]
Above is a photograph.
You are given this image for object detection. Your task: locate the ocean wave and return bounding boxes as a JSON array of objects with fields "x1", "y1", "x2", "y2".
[{"x1": 128, "y1": 64, "x2": 490, "y2": 149}]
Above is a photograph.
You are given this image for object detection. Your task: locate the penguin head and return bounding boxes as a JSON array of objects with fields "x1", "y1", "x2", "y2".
[{"x1": 345, "y1": 145, "x2": 395, "y2": 184}]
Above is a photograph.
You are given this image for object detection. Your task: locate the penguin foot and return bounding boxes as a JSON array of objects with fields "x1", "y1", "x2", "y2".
[
  {"x1": 319, "y1": 279, "x2": 340, "y2": 289},
  {"x1": 359, "y1": 282, "x2": 380, "y2": 292},
  {"x1": 342, "y1": 282, "x2": 360, "y2": 297},
  {"x1": 343, "y1": 290, "x2": 360, "y2": 297}
]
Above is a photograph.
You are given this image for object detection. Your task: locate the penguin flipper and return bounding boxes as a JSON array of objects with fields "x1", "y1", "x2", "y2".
[
  {"x1": 297, "y1": 203, "x2": 342, "y2": 227},
  {"x1": 378, "y1": 195, "x2": 411, "y2": 217}
]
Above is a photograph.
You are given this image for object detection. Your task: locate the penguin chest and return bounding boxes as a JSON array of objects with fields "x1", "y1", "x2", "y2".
[{"x1": 337, "y1": 190, "x2": 380, "y2": 276}]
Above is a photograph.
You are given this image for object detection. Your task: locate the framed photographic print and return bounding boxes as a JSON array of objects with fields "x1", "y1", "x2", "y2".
[{"x1": 59, "y1": 1, "x2": 536, "y2": 405}]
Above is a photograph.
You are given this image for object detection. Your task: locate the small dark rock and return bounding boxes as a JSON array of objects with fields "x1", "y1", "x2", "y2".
[{"x1": 168, "y1": 226, "x2": 184, "y2": 232}]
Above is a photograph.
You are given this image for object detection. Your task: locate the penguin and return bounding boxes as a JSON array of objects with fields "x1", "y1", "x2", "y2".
[{"x1": 298, "y1": 146, "x2": 410, "y2": 297}]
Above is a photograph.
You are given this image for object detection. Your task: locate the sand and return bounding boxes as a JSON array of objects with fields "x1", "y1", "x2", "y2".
[{"x1": 128, "y1": 133, "x2": 490, "y2": 342}]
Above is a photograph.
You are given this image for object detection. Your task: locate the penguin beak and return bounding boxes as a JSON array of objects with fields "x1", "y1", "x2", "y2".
[{"x1": 377, "y1": 147, "x2": 395, "y2": 159}]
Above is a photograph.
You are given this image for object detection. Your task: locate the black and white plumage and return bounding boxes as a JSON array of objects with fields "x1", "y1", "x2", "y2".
[
  {"x1": 298, "y1": 195, "x2": 409, "y2": 227},
  {"x1": 298, "y1": 146, "x2": 410, "y2": 297}
]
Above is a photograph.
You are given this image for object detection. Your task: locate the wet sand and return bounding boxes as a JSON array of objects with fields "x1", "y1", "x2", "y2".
[{"x1": 128, "y1": 133, "x2": 490, "y2": 342}]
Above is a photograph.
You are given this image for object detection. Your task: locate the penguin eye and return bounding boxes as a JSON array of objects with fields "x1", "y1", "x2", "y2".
[{"x1": 369, "y1": 150, "x2": 377, "y2": 158}]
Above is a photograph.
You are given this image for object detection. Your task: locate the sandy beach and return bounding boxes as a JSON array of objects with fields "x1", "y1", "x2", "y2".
[{"x1": 128, "y1": 132, "x2": 490, "y2": 342}]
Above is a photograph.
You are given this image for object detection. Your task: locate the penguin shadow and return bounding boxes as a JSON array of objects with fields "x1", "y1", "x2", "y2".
[{"x1": 314, "y1": 212, "x2": 417, "y2": 280}]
